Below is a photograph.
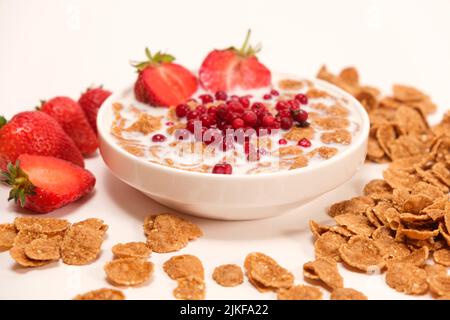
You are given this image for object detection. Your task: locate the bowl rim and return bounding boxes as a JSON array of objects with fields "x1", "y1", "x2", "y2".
[{"x1": 97, "y1": 76, "x2": 370, "y2": 181}]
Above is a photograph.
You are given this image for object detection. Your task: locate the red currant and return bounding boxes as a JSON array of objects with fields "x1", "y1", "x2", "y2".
[
  {"x1": 175, "y1": 104, "x2": 189, "y2": 118},
  {"x1": 298, "y1": 138, "x2": 312, "y2": 148},
  {"x1": 151, "y1": 134, "x2": 166, "y2": 142},
  {"x1": 212, "y1": 163, "x2": 232, "y2": 174}
]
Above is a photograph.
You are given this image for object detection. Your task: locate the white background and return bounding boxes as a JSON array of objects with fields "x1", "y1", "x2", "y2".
[{"x1": 0, "y1": 0, "x2": 449, "y2": 300}]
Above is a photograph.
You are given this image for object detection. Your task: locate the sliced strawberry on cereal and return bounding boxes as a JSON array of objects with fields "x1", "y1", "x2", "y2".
[
  {"x1": 132, "y1": 49, "x2": 198, "y2": 107},
  {"x1": 2, "y1": 154, "x2": 95, "y2": 213},
  {"x1": 199, "y1": 30, "x2": 271, "y2": 93}
]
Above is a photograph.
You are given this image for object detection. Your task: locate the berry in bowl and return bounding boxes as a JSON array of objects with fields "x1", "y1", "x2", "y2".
[{"x1": 98, "y1": 34, "x2": 369, "y2": 220}]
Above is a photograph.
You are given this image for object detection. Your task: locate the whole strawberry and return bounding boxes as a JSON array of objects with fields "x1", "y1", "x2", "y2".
[
  {"x1": 2, "y1": 154, "x2": 95, "y2": 213},
  {"x1": 199, "y1": 30, "x2": 271, "y2": 92},
  {"x1": 0, "y1": 111, "x2": 84, "y2": 170},
  {"x1": 40, "y1": 97, "x2": 98, "y2": 155},
  {"x1": 78, "y1": 87, "x2": 112, "y2": 134},
  {"x1": 132, "y1": 48, "x2": 198, "y2": 107}
]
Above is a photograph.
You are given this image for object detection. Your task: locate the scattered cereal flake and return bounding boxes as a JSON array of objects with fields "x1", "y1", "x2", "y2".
[
  {"x1": 433, "y1": 249, "x2": 450, "y2": 267},
  {"x1": 112, "y1": 242, "x2": 151, "y2": 259},
  {"x1": 317, "y1": 146, "x2": 338, "y2": 159},
  {"x1": 212, "y1": 264, "x2": 244, "y2": 287},
  {"x1": 330, "y1": 288, "x2": 368, "y2": 300},
  {"x1": 306, "y1": 88, "x2": 330, "y2": 99},
  {"x1": 9, "y1": 246, "x2": 51, "y2": 267},
  {"x1": 104, "y1": 258, "x2": 154, "y2": 286},
  {"x1": 402, "y1": 193, "x2": 434, "y2": 213},
  {"x1": 334, "y1": 213, "x2": 376, "y2": 237},
  {"x1": 388, "y1": 246, "x2": 429, "y2": 267},
  {"x1": 424, "y1": 264, "x2": 448, "y2": 278},
  {"x1": 376, "y1": 124, "x2": 396, "y2": 158},
  {"x1": 383, "y1": 168, "x2": 421, "y2": 190},
  {"x1": 385, "y1": 263, "x2": 428, "y2": 295},
  {"x1": 339, "y1": 67, "x2": 359, "y2": 87},
  {"x1": 244, "y1": 252, "x2": 294, "y2": 290},
  {"x1": 309, "y1": 220, "x2": 330, "y2": 238},
  {"x1": 277, "y1": 285, "x2": 323, "y2": 300},
  {"x1": 428, "y1": 275, "x2": 450, "y2": 297},
  {"x1": 24, "y1": 237, "x2": 61, "y2": 261},
  {"x1": 321, "y1": 129, "x2": 352, "y2": 145},
  {"x1": 283, "y1": 126, "x2": 314, "y2": 141},
  {"x1": 124, "y1": 113, "x2": 162, "y2": 134},
  {"x1": 0, "y1": 224, "x2": 17, "y2": 251},
  {"x1": 411, "y1": 181, "x2": 445, "y2": 199},
  {"x1": 440, "y1": 223, "x2": 450, "y2": 247},
  {"x1": 61, "y1": 224, "x2": 106, "y2": 265},
  {"x1": 14, "y1": 217, "x2": 70, "y2": 234},
  {"x1": 357, "y1": 88, "x2": 379, "y2": 111},
  {"x1": 145, "y1": 214, "x2": 202, "y2": 253},
  {"x1": 339, "y1": 236, "x2": 385, "y2": 273},
  {"x1": 400, "y1": 228, "x2": 439, "y2": 241},
  {"x1": 394, "y1": 106, "x2": 429, "y2": 135},
  {"x1": 367, "y1": 137, "x2": 385, "y2": 160},
  {"x1": 392, "y1": 84, "x2": 426, "y2": 102},
  {"x1": 303, "y1": 257, "x2": 343, "y2": 289},
  {"x1": 173, "y1": 276, "x2": 205, "y2": 300},
  {"x1": 328, "y1": 196, "x2": 374, "y2": 217},
  {"x1": 314, "y1": 117, "x2": 349, "y2": 130},
  {"x1": 363, "y1": 179, "x2": 392, "y2": 197},
  {"x1": 13, "y1": 229, "x2": 45, "y2": 247},
  {"x1": 278, "y1": 79, "x2": 304, "y2": 90},
  {"x1": 314, "y1": 231, "x2": 348, "y2": 262},
  {"x1": 163, "y1": 254, "x2": 204, "y2": 280},
  {"x1": 372, "y1": 226, "x2": 410, "y2": 260},
  {"x1": 415, "y1": 166, "x2": 449, "y2": 193},
  {"x1": 74, "y1": 218, "x2": 108, "y2": 233},
  {"x1": 74, "y1": 288, "x2": 125, "y2": 300}
]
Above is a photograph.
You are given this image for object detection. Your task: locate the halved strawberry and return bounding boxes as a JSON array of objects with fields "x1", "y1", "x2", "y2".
[
  {"x1": 199, "y1": 30, "x2": 271, "y2": 93},
  {"x1": 132, "y1": 49, "x2": 198, "y2": 107},
  {"x1": 2, "y1": 154, "x2": 95, "y2": 213}
]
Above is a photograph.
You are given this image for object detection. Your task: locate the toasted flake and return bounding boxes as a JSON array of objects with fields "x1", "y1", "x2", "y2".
[
  {"x1": 424, "y1": 264, "x2": 448, "y2": 278},
  {"x1": 61, "y1": 224, "x2": 106, "y2": 265},
  {"x1": 24, "y1": 237, "x2": 61, "y2": 261},
  {"x1": 173, "y1": 276, "x2": 205, "y2": 300},
  {"x1": 290, "y1": 155, "x2": 309, "y2": 169},
  {"x1": 385, "y1": 263, "x2": 428, "y2": 295},
  {"x1": 383, "y1": 168, "x2": 421, "y2": 190},
  {"x1": 163, "y1": 254, "x2": 204, "y2": 280},
  {"x1": 104, "y1": 258, "x2": 154, "y2": 286},
  {"x1": 372, "y1": 227, "x2": 410, "y2": 260},
  {"x1": 428, "y1": 275, "x2": 450, "y2": 297},
  {"x1": 321, "y1": 129, "x2": 352, "y2": 145},
  {"x1": 277, "y1": 285, "x2": 322, "y2": 300},
  {"x1": 400, "y1": 228, "x2": 439, "y2": 241},
  {"x1": 74, "y1": 288, "x2": 125, "y2": 300},
  {"x1": 339, "y1": 236, "x2": 385, "y2": 273},
  {"x1": 376, "y1": 124, "x2": 397, "y2": 158},
  {"x1": 388, "y1": 246, "x2": 429, "y2": 267},
  {"x1": 317, "y1": 146, "x2": 338, "y2": 159},
  {"x1": 314, "y1": 117, "x2": 349, "y2": 130},
  {"x1": 278, "y1": 79, "x2": 304, "y2": 90},
  {"x1": 124, "y1": 113, "x2": 162, "y2": 134},
  {"x1": 392, "y1": 84, "x2": 426, "y2": 102},
  {"x1": 328, "y1": 196, "x2": 374, "y2": 217},
  {"x1": 145, "y1": 214, "x2": 202, "y2": 253},
  {"x1": 309, "y1": 220, "x2": 330, "y2": 238},
  {"x1": 0, "y1": 224, "x2": 17, "y2": 251},
  {"x1": 244, "y1": 252, "x2": 294, "y2": 290},
  {"x1": 14, "y1": 217, "x2": 70, "y2": 234},
  {"x1": 330, "y1": 288, "x2": 368, "y2": 300},
  {"x1": 303, "y1": 257, "x2": 343, "y2": 289},
  {"x1": 9, "y1": 246, "x2": 51, "y2": 267},
  {"x1": 212, "y1": 264, "x2": 244, "y2": 287},
  {"x1": 411, "y1": 181, "x2": 445, "y2": 199},
  {"x1": 415, "y1": 166, "x2": 449, "y2": 193},
  {"x1": 433, "y1": 249, "x2": 450, "y2": 267},
  {"x1": 334, "y1": 213, "x2": 376, "y2": 237},
  {"x1": 112, "y1": 242, "x2": 151, "y2": 259},
  {"x1": 315, "y1": 231, "x2": 348, "y2": 262},
  {"x1": 363, "y1": 179, "x2": 392, "y2": 197},
  {"x1": 74, "y1": 218, "x2": 108, "y2": 233},
  {"x1": 283, "y1": 126, "x2": 314, "y2": 141},
  {"x1": 367, "y1": 137, "x2": 385, "y2": 160},
  {"x1": 402, "y1": 194, "x2": 433, "y2": 214}
]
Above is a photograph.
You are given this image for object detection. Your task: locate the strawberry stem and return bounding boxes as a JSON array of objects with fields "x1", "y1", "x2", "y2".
[
  {"x1": 131, "y1": 48, "x2": 176, "y2": 72},
  {"x1": 0, "y1": 116, "x2": 7, "y2": 129},
  {"x1": 2, "y1": 161, "x2": 35, "y2": 207},
  {"x1": 235, "y1": 29, "x2": 262, "y2": 58}
]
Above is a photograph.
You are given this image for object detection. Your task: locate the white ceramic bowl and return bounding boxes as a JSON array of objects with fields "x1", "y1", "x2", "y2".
[{"x1": 97, "y1": 78, "x2": 370, "y2": 220}]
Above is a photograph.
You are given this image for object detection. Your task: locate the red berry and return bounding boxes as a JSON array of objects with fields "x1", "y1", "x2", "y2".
[
  {"x1": 278, "y1": 109, "x2": 292, "y2": 118},
  {"x1": 219, "y1": 137, "x2": 234, "y2": 151},
  {"x1": 261, "y1": 115, "x2": 275, "y2": 128},
  {"x1": 239, "y1": 97, "x2": 250, "y2": 108},
  {"x1": 232, "y1": 118, "x2": 245, "y2": 129},
  {"x1": 242, "y1": 111, "x2": 257, "y2": 127},
  {"x1": 298, "y1": 138, "x2": 311, "y2": 148},
  {"x1": 278, "y1": 138, "x2": 287, "y2": 145},
  {"x1": 215, "y1": 91, "x2": 228, "y2": 101},
  {"x1": 196, "y1": 104, "x2": 207, "y2": 114},
  {"x1": 199, "y1": 113, "x2": 212, "y2": 127},
  {"x1": 212, "y1": 163, "x2": 232, "y2": 174},
  {"x1": 166, "y1": 121, "x2": 174, "y2": 126},
  {"x1": 175, "y1": 103, "x2": 189, "y2": 117},
  {"x1": 275, "y1": 101, "x2": 288, "y2": 111},
  {"x1": 280, "y1": 117, "x2": 293, "y2": 130},
  {"x1": 288, "y1": 99, "x2": 300, "y2": 111},
  {"x1": 295, "y1": 93, "x2": 308, "y2": 105},
  {"x1": 199, "y1": 94, "x2": 214, "y2": 104},
  {"x1": 216, "y1": 104, "x2": 228, "y2": 119},
  {"x1": 263, "y1": 94, "x2": 272, "y2": 100},
  {"x1": 293, "y1": 109, "x2": 308, "y2": 122},
  {"x1": 152, "y1": 134, "x2": 166, "y2": 142},
  {"x1": 227, "y1": 101, "x2": 244, "y2": 114},
  {"x1": 270, "y1": 89, "x2": 279, "y2": 96},
  {"x1": 187, "y1": 110, "x2": 199, "y2": 120},
  {"x1": 186, "y1": 120, "x2": 196, "y2": 133}
]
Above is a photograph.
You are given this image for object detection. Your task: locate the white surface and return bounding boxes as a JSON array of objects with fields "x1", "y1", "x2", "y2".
[
  {"x1": 0, "y1": 0, "x2": 449, "y2": 300},
  {"x1": 97, "y1": 77, "x2": 369, "y2": 220}
]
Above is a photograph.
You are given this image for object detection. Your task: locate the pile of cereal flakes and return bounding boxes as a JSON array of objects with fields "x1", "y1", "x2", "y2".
[{"x1": 1, "y1": 69, "x2": 450, "y2": 300}]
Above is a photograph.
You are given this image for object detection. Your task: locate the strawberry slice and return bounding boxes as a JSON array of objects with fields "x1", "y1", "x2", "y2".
[
  {"x1": 199, "y1": 30, "x2": 271, "y2": 93},
  {"x1": 132, "y1": 49, "x2": 198, "y2": 107},
  {"x1": 2, "y1": 154, "x2": 95, "y2": 213}
]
